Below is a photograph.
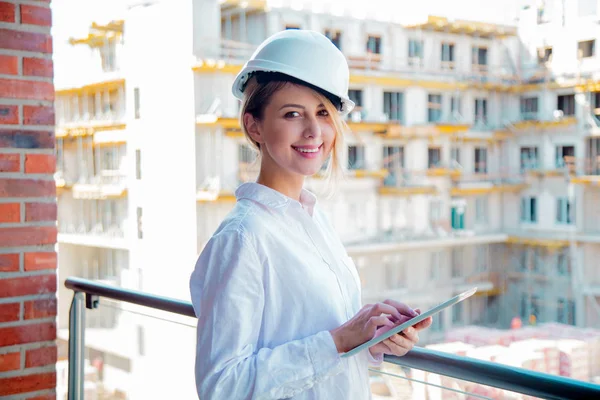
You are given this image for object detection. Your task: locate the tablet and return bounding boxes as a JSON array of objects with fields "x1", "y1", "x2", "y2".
[{"x1": 340, "y1": 287, "x2": 478, "y2": 358}]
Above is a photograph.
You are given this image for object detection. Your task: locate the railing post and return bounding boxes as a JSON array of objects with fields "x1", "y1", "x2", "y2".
[{"x1": 67, "y1": 291, "x2": 85, "y2": 400}]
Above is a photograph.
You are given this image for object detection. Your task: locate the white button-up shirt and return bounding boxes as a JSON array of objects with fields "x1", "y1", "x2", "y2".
[{"x1": 189, "y1": 182, "x2": 381, "y2": 399}]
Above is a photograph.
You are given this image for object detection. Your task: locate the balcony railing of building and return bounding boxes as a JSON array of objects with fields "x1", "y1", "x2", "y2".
[
  {"x1": 64, "y1": 277, "x2": 600, "y2": 400},
  {"x1": 58, "y1": 220, "x2": 125, "y2": 239},
  {"x1": 71, "y1": 169, "x2": 127, "y2": 187},
  {"x1": 56, "y1": 87, "x2": 126, "y2": 128},
  {"x1": 58, "y1": 201, "x2": 126, "y2": 239},
  {"x1": 56, "y1": 169, "x2": 127, "y2": 190},
  {"x1": 195, "y1": 39, "x2": 517, "y2": 83},
  {"x1": 380, "y1": 164, "x2": 527, "y2": 187},
  {"x1": 59, "y1": 110, "x2": 125, "y2": 127}
]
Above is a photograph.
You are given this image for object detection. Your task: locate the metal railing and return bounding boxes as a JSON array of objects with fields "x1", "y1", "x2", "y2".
[{"x1": 64, "y1": 277, "x2": 600, "y2": 400}]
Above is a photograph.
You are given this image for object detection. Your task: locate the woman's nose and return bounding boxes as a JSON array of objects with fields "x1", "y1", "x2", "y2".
[{"x1": 303, "y1": 115, "x2": 321, "y2": 139}]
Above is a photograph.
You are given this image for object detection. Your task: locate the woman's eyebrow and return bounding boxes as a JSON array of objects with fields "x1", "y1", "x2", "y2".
[{"x1": 279, "y1": 104, "x2": 305, "y2": 110}]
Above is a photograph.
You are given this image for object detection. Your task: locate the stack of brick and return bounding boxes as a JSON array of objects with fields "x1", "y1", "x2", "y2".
[
  {"x1": 539, "y1": 322, "x2": 600, "y2": 380},
  {"x1": 583, "y1": 329, "x2": 600, "y2": 381},
  {"x1": 555, "y1": 339, "x2": 590, "y2": 382},
  {"x1": 445, "y1": 326, "x2": 503, "y2": 346},
  {"x1": 461, "y1": 345, "x2": 510, "y2": 400},
  {"x1": 446, "y1": 325, "x2": 553, "y2": 348},
  {"x1": 496, "y1": 351, "x2": 547, "y2": 373},
  {"x1": 509, "y1": 339, "x2": 561, "y2": 376},
  {"x1": 494, "y1": 351, "x2": 547, "y2": 400},
  {"x1": 423, "y1": 342, "x2": 476, "y2": 400},
  {"x1": 465, "y1": 344, "x2": 509, "y2": 363},
  {"x1": 446, "y1": 326, "x2": 517, "y2": 347},
  {"x1": 425, "y1": 341, "x2": 475, "y2": 356},
  {"x1": 510, "y1": 326, "x2": 551, "y2": 342}
]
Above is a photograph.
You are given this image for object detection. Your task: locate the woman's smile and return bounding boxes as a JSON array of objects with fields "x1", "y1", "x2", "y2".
[{"x1": 292, "y1": 144, "x2": 323, "y2": 159}]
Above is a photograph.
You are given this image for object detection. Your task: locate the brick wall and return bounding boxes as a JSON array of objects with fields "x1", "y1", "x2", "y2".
[{"x1": 0, "y1": 0, "x2": 57, "y2": 398}]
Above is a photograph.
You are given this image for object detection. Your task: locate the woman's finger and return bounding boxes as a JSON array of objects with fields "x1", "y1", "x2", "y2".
[
  {"x1": 414, "y1": 316, "x2": 433, "y2": 331},
  {"x1": 370, "y1": 303, "x2": 402, "y2": 321},
  {"x1": 389, "y1": 332, "x2": 414, "y2": 349},
  {"x1": 369, "y1": 315, "x2": 394, "y2": 330},
  {"x1": 384, "y1": 338, "x2": 409, "y2": 356},
  {"x1": 370, "y1": 341, "x2": 392, "y2": 355},
  {"x1": 401, "y1": 327, "x2": 419, "y2": 343},
  {"x1": 383, "y1": 299, "x2": 419, "y2": 318}
]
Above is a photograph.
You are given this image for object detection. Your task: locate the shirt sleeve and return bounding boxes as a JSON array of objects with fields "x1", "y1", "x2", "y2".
[
  {"x1": 189, "y1": 228, "x2": 343, "y2": 400},
  {"x1": 367, "y1": 348, "x2": 384, "y2": 367}
]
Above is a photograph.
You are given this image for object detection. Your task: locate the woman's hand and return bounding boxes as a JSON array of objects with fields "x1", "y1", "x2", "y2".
[
  {"x1": 329, "y1": 300, "x2": 419, "y2": 354},
  {"x1": 369, "y1": 308, "x2": 433, "y2": 357}
]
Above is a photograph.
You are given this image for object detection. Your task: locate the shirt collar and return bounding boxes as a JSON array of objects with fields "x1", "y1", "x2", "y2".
[{"x1": 235, "y1": 182, "x2": 317, "y2": 216}]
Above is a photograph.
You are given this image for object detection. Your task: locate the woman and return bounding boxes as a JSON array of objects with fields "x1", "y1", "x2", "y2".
[{"x1": 189, "y1": 29, "x2": 432, "y2": 399}]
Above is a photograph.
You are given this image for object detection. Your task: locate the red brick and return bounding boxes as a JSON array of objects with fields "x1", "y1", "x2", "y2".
[
  {"x1": 0, "y1": 226, "x2": 56, "y2": 248},
  {"x1": 0, "y1": 303, "x2": 20, "y2": 323},
  {"x1": 0, "y1": 79, "x2": 54, "y2": 101},
  {"x1": 23, "y1": 105, "x2": 54, "y2": 125},
  {"x1": 0, "y1": 179, "x2": 55, "y2": 197},
  {"x1": 0, "y1": 253, "x2": 19, "y2": 272},
  {"x1": 25, "y1": 346, "x2": 56, "y2": 368},
  {"x1": 0, "y1": 274, "x2": 56, "y2": 298},
  {"x1": 0, "y1": 55, "x2": 18, "y2": 75},
  {"x1": 24, "y1": 298, "x2": 56, "y2": 320},
  {"x1": 25, "y1": 203, "x2": 56, "y2": 222},
  {"x1": 0, "y1": 372, "x2": 56, "y2": 396},
  {"x1": 0, "y1": 203, "x2": 20, "y2": 222},
  {"x1": 22, "y1": 57, "x2": 53, "y2": 78},
  {"x1": 24, "y1": 252, "x2": 55, "y2": 271},
  {"x1": 0, "y1": 29, "x2": 52, "y2": 53},
  {"x1": 0, "y1": 2, "x2": 15, "y2": 23},
  {"x1": 0, "y1": 129, "x2": 54, "y2": 149},
  {"x1": 0, "y1": 153, "x2": 20, "y2": 172},
  {"x1": 25, "y1": 154, "x2": 55, "y2": 174},
  {"x1": 0, "y1": 105, "x2": 18, "y2": 125},
  {"x1": 20, "y1": 4, "x2": 51, "y2": 27},
  {"x1": 0, "y1": 352, "x2": 20, "y2": 372},
  {"x1": 0, "y1": 323, "x2": 55, "y2": 348}
]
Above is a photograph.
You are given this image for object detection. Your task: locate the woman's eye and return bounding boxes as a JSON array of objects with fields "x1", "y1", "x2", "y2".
[
  {"x1": 318, "y1": 109, "x2": 329, "y2": 117},
  {"x1": 285, "y1": 111, "x2": 300, "y2": 118}
]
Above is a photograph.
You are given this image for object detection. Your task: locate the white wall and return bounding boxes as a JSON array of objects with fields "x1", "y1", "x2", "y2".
[{"x1": 124, "y1": 0, "x2": 198, "y2": 301}]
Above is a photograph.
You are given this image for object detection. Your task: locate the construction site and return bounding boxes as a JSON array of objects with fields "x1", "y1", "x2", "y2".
[{"x1": 48, "y1": 0, "x2": 600, "y2": 398}]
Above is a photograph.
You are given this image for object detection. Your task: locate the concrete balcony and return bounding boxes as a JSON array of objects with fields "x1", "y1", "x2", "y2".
[
  {"x1": 192, "y1": 37, "x2": 516, "y2": 91},
  {"x1": 510, "y1": 116, "x2": 578, "y2": 132},
  {"x1": 58, "y1": 233, "x2": 127, "y2": 250},
  {"x1": 58, "y1": 214, "x2": 128, "y2": 249},
  {"x1": 72, "y1": 171, "x2": 127, "y2": 200},
  {"x1": 346, "y1": 230, "x2": 507, "y2": 255},
  {"x1": 55, "y1": 169, "x2": 78, "y2": 190},
  {"x1": 56, "y1": 112, "x2": 126, "y2": 139}
]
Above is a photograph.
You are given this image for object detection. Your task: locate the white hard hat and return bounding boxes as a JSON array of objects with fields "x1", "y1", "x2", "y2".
[{"x1": 232, "y1": 29, "x2": 355, "y2": 116}]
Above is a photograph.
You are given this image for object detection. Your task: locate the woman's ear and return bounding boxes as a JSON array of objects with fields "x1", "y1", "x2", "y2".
[{"x1": 243, "y1": 113, "x2": 263, "y2": 145}]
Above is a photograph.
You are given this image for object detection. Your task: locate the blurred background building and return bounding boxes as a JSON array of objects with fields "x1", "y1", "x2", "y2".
[{"x1": 50, "y1": 0, "x2": 600, "y2": 398}]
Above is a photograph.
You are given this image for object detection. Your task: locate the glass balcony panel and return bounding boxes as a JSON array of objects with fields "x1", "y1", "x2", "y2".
[
  {"x1": 57, "y1": 300, "x2": 197, "y2": 400},
  {"x1": 370, "y1": 364, "x2": 531, "y2": 399}
]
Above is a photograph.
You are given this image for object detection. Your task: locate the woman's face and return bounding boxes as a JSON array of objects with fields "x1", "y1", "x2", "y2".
[{"x1": 245, "y1": 83, "x2": 336, "y2": 180}]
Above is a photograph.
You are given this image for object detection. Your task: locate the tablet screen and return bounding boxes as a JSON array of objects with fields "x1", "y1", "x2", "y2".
[{"x1": 340, "y1": 287, "x2": 477, "y2": 358}]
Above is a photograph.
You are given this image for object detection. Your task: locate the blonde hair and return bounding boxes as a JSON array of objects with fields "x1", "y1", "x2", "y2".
[{"x1": 239, "y1": 77, "x2": 347, "y2": 195}]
